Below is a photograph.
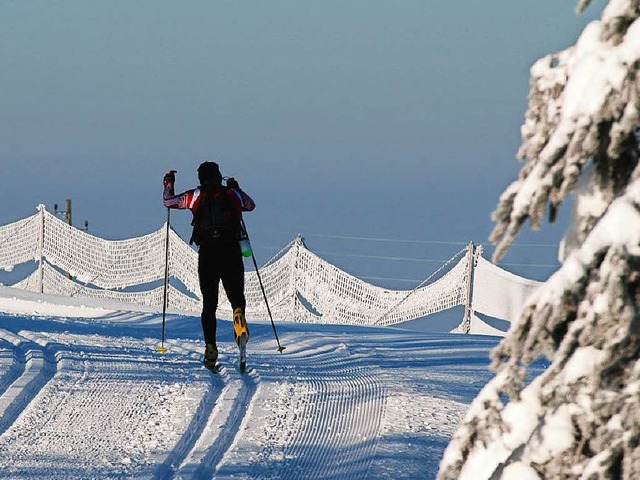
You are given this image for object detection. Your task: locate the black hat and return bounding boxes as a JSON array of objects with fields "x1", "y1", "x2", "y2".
[{"x1": 198, "y1": 161, "x2": 222, "y2": 184}]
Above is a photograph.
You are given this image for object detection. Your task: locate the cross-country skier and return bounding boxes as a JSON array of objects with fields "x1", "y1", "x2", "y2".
[{"x1": 163, "y1": 161, "x2": 255, "y2": 369}]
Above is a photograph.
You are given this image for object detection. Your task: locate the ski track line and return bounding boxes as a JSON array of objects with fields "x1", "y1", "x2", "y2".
[
  {"x1": 164, "y1": 339, "x2": 261, "y2": 480},
  {"x1": 190, "y1": 371, "x2": 259, "y2": 479},
  {"x1": 212, "y1": 334, "x2": 385, "y2": 479},
  {"x1": 273, "y1": 340, "x2": 385, "y2": 480},
  {"x1": 172, "y1": 379, "x2": 236, "y2": 480},
  {"x1": 0, "y1": 338, "x2": 20, "y2": 395},
  {"x1": 82, "y1": 335, "x2": 224, "y2": 479},
  {"x1": 0, "y1": 331, "x2": 215, "y2": 479},
  {"x1": 0, "y1": 335, "x2": 25, "y2": 401},
  {"x1": 0, "y1": 329, "x2": 57, "y2": 438},
  {"x1": 152, "y1": 339, "x2": 228, "y2": 480}
]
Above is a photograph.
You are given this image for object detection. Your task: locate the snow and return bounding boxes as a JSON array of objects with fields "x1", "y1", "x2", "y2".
[
  {"x1": 562, "y1": 15, "x2": 640, "y2": 126},
  {"x1": 453, "y1": 374, "x2": 545, "y2": 480},
  {"x1": 0, "y1": 286, "x2": 502, "y2": 479},
  {"x1": 562, "y1": 346, "x2": 605, "y2": 383},
  {"x1": 502, "y1": 463, "x2": 541, "y2": 480},
  {"x1": 521, "y1": 193, "x2": 640, "y2": 317},
  {"x1": 536, "y1": 404, "x2": 575, "y2": 461}
]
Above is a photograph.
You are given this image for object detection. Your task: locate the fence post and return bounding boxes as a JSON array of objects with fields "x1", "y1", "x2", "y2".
[
  {"x1": 37, "y1": 205, "x2": 45, "y2": 294},
  {"x1": 461, "y1": 241, "x2": 476, "y2": 334},
  {"x1": 292, "y1": 235, "x2": 304, "y2": 322}
]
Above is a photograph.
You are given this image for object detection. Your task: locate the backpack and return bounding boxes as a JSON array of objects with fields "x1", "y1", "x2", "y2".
[{"x1": 190, "y1": 186, "x2": 240, "y2": 246}]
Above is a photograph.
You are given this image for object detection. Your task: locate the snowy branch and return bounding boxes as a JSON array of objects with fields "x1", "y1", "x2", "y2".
[
  {"x1": 440, "y1": 1, "x2": 640, "y2": 478},
  {"x1": 490, "y1": 0, "x2": 640, "y2": 263}
]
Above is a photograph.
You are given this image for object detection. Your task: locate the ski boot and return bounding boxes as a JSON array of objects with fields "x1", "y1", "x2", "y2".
[
  {"x1": 203, "y1": 343, "x2": 219, "y2": 372},
  {"x1": 233, "y1": 308, "x2": 249, "y2": 372}
]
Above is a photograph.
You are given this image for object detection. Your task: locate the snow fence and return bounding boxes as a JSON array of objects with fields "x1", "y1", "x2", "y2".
[{"x1": 0, "y1": 206, "x2": 542, "y2": 335}]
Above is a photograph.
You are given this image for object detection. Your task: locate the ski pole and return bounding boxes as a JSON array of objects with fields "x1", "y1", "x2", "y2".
[
  {"x1": 158, "y1": 204, "x2": 172, "y2": 354},
  {"x1": 242, "y1": 219, "x2": 285, "y2": 353}
]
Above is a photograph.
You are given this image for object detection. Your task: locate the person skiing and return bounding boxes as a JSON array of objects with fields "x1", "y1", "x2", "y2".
[{"x1": 163, "y1": 161, "x2": 255, "y2": 370}]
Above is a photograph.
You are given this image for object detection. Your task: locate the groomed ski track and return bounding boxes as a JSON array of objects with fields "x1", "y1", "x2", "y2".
[{"x1": 0, "y1": 293, "x2": 501, "y2": 479}]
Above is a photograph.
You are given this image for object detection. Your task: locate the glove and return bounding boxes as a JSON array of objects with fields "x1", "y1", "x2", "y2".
[
  {"x1": 163, "y1": 170, "x2": 177, "y2": 186},
  {"x1": 226, "y1": 177, "x2": 240, "y2": 190}
]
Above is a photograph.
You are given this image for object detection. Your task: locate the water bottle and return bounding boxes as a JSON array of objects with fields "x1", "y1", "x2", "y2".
[{"x1": 239, "y1": 235, "x2": 253, "y2": 258}]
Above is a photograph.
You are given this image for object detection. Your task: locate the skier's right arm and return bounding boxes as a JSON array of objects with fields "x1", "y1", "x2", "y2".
[{"x1": 162, "y1": 171, "x2": 201, "y2": 210}]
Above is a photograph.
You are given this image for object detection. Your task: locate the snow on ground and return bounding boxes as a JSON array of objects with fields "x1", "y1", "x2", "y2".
[{"x1": 0, "y1": 286, "x2": 503, "y2": 479}]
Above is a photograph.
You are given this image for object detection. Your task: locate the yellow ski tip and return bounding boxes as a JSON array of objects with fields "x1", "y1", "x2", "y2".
[
  {"x1": 277, "y1": 346, "x2": 286, "y2": 353},
  {"x1": 157, "y1": 346, "x2": 168, "y2": 354}
]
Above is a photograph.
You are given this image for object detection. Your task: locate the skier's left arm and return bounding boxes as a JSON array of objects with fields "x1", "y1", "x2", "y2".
[
  {"x1": 225, "y1": 188, "x2": 244, "y2": 223},
  {"x1": 226, "y1": 177, "x2": 256, "y2": 212}
]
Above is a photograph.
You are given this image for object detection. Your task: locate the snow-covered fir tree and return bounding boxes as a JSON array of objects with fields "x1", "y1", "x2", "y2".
[{"x1": 439, "y1": 1, "x2": 640, "y2": 479}]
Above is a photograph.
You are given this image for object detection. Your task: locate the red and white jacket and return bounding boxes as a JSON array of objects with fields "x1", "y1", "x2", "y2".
[{"x1": 163, "y1": 182, "x2": 256, "y2": 219}]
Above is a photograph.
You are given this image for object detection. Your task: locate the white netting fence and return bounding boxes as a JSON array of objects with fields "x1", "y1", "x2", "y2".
[
  {"x1": 42, "y1": 209, "x2": 167, "y2": 289},
  {"x1": 472, "y1": 255, "x2": 541, "y2": 324},
  {"x1": 0, "y1": 206, "x2": 544, "y2": 333},
  {"x1": 0, "y1": 212, "x2": 41, "y2": 272}
]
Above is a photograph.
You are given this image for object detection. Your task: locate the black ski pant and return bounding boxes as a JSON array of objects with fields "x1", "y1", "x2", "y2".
[{"x1": 198, "y1": 242, "x2": 246, "y2": 346}]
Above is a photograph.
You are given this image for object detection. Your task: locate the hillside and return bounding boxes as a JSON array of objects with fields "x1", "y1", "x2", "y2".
[{"x1": 0, "y1": 287, "x2": 502, "y2": 479}]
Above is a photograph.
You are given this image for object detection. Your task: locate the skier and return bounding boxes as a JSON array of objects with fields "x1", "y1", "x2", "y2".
[{"x1": 163, "y1": 161, "x2": 255, "y2": 370}]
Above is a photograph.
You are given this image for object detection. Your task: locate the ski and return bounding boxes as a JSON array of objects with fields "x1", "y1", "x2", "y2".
[
  {"x1": 239, "y1": 340, "x2": 248, "y2": 372},
  {"x1": 203, "y1": 360, "x2": 223, "y2": 374},
  {"x1": 233, "y1": 308, "x2": 250, "y2": 373}
]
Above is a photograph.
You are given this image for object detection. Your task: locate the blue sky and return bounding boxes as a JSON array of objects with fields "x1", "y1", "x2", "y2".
[{"x1": 1, "y1": 1, "x2": 602, "y2": 286}]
